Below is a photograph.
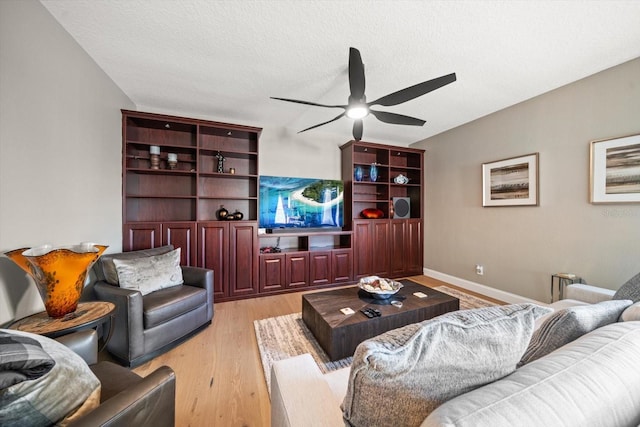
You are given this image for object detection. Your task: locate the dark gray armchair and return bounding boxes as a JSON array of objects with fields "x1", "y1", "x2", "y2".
[
  {"x1": 90, "y1": 246, "x2": 213, "y2": 367},
  {"x1": 58, "y1": 330, "x2": 176, "y2": 427}
]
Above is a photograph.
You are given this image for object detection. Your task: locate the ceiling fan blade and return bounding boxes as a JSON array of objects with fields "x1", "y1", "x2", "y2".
[
  {"x1": 271, "y1": 97, "x2": 345, "y2": 109},
  {"x1": 369, "y1": 73, "x2": 456, "y2": 107},
  {"x1": 369, "y1": 109, "x2": 426, "y2": 126},
  {"x1": 298, "y1": 112, "x2": 346, "y2": 134},
  {"x1": 353, "y1": 119, "x2": 363, "y2": 141},
  {"x1": 348, "y1": 47, "x2": 366, "y2": 101}
]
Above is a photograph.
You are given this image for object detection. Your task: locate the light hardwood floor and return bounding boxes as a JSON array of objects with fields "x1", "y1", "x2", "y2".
[{"x1": 128, "y1": 275, "x2": 504, "y2": 427}]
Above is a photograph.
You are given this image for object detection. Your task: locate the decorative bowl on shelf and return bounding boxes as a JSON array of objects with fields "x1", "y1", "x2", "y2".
[
  {"x1": 394, "y1": 174, "x2": 410, "y2": 184},
  {"x1": 358, "y1": 276, "x2": 403, "y2": 299},
  {"x1": 360, "y1": 208, "x2": 384, "y2": 219}
]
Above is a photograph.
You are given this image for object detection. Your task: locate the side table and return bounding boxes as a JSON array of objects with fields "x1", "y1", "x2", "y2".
[
  {"x1": 9, "y1": 301, "x2": 115, "y2": 351},
  {"x1": 550, "y1": 273, "x2": 583, "y2": 303}
]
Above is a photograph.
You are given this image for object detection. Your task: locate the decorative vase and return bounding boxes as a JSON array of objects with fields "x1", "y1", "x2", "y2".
[
  {"x1": 216, "y1": 205, "x2": 229, "y2": 220},
  {"x1": 369, "y1": 163, "x2": 379, "y2": 182},
  {"x1": 5, "y1": 243, "x2": 108, "y2": 318},
  {"x1": 232, "y1": 210, "x2": 244, "y2": 221},
  {"x1": 354, "y1": 166, "x2": 364, "y2": 182}
]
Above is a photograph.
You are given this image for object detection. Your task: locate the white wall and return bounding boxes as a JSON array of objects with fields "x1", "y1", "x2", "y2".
[
  {"x1": 413, "y1": 57, "x2": 640, "y2": 302},
  {"x1": 0, "y1": 0, "x2": 134, "y2": 324}
]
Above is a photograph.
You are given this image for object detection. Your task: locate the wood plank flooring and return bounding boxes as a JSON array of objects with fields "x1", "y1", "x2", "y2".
[{"x1": 128, "y1": 275, "x2": 504, "y2": 427}]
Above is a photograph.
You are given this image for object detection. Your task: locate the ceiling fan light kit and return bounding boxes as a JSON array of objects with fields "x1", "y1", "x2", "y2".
[{"x1": 271, "y1": 47, "x2": 456, "y2": 141}]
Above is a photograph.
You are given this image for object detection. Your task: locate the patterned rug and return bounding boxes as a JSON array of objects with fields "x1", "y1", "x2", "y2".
[{"x1": 254, "y1": 285, "x2": 496, "y2": 392}]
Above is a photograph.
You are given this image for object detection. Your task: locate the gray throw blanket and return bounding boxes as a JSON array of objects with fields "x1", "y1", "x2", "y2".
[{"x1": 0, "y1": 332, "x2": 56, "y2": 389}]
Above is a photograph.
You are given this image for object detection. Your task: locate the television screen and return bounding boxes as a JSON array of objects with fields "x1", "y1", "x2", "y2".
[{"x1": 259, "y1": 175, "x2": 344, "y2": 231}]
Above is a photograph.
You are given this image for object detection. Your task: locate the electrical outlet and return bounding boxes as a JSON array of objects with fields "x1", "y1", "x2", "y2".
[{"x1": 475, "y1": 265, "x2": 484, "y2": 275}]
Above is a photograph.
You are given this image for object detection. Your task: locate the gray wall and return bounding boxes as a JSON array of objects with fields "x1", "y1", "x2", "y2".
[
  {"x1": 0, "y1": 0, "x2": 134, "y2": 324},
  {"x1": 413, "y1": 57, "x2": 640, "y2": 302}
]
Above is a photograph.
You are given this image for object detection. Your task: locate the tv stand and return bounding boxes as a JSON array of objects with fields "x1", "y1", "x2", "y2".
[{"x1": 258, "y1": 231, "x2": 354, "y2": 293}]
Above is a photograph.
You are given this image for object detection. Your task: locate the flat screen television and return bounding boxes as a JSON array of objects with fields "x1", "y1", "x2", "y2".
[{"x1": 259, "y1": 175, "x2": 344, "y2": 232}]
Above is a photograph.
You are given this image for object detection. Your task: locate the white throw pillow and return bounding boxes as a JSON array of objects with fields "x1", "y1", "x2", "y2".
[
  {"x1": 113, "y1": 248, "x2": 183, "y2": 296},
  {"x1": 341, "y1": 303, "x2": 552, "y2": 427}
]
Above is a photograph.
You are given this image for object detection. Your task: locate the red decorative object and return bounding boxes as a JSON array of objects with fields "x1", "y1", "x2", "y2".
[{"x1": 360, "y1": 208, "x2": 384, "y2": 219}]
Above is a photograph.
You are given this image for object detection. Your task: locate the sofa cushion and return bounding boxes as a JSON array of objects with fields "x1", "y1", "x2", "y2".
[
  {"x1": 519, "y1": 299, "x2": 632, "y2": 366},
  {"x1": 613, "y1": 271, "x2": 640, "y2": 302},
  {"x1": 113, "y1": 248, "x2": 184, "y2": 296},
  {"x1": 99, "y1": 245, "x2": 175, "y2": 285},
  {"x1": 423, "y1": 322, "x2": 640, "y2": 427},
  {"x1": 341, "y1": 303, "x2": 552, "y2": 427},
  {"x1": 143, "y1": 285, "x2": 208, "y2": 329},
  {"x1": 0, "y1": 330, "x2": 100, "y2": 426}
]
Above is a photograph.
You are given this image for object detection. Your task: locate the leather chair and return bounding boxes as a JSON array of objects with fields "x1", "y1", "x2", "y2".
[
  {"x1": 57, "y1": 330, "x2": 176, "y2": 427},
  {"x1": 89, "y1": 245, "x2": 213, "y2": 367}
]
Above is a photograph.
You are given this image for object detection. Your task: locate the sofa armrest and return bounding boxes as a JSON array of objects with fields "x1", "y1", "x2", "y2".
[
  {"x1": 565, "y1": 283, "x2": 615, "y2": 304},
  {"x1": 271, "y1": 354, "x2": 344, "y2": 427},
  {"x1": 69, "y1": 365, "x2": 176, "y2": 427},
  {"x1": 93, "y1": 281, "x2": 145, "y2": 363},
  {"x1": 56, "y1": 330, "x2": 98, "y2": 365}
]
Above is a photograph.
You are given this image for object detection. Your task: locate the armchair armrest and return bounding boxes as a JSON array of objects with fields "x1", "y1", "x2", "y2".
[
  {"x1": 56, "y1": 330, "x2": 98, "y2": 365},
  {"x1": 271, "y1": 354, "x2": 344, "y2": 427},
  {"x1": 69, "y1": 365, "x2": 176, "y2": 427},
  {"x1": 565, "y1": 283, "x2": 615, "y2": 304},
  {"x1": 93, "y1": 281, "x2": 145, "y2": 363},
  {"x1": 181, "y1": 266, "x2": 213, "y2": 291},
  {"x1": 182, "y1": 266, "x2": 214, "y2": 319}
]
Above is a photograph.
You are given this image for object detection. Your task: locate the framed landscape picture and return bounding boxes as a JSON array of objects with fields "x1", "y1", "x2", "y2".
[
  {"x1": 590, "y1": 133, "x2": 640, "y2": 203},
  {"x1": 482, "y1": 153, "x2": 539, "y2": 207}
]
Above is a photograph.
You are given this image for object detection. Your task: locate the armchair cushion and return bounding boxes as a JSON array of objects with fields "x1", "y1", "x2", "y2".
[
  {"x1": 143, "y1": 285, "x2": 208, "y2": 329},
  {"x1": 113, "y1": 248, "x2": 183, "y2": 296},
  {"x1": 99, "y1": 245, "x2": 174, "y2": 285}
]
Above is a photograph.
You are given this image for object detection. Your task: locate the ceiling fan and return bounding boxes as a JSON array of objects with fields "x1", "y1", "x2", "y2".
[{"x1": 271, "y1": 47, "x2": 456, "y2": 141}]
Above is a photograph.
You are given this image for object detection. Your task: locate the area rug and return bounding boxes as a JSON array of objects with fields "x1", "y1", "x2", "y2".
[{"x1": 254, "y1": 285, "x2": 497, "y2": 393}]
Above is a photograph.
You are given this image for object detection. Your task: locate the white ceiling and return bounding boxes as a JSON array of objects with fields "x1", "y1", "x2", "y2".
[{"x1": 41, "y1": 0, "x2": 640, "y2": 146}]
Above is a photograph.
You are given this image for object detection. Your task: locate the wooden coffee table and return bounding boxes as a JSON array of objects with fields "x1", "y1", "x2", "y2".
[{"x1": 302, "y1": 279, "x2": 459, "y2": 361}]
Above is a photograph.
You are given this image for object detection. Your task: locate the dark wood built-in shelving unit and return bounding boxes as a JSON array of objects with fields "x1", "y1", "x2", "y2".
[
  {"x1": 122, "y1": 110, "x2": 261, "y2": 302},
  {"x1": 341, "y1": 140, "x2": 425, "y2": 280}
]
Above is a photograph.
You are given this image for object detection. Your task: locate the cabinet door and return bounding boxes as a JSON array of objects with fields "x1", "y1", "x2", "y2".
[
  {"x1": 123, "y1": 223, "x2": 161, "y2": 251},
  {"x1": 332, "y1": 249, "x2": 353, "y2": 283},
  {"x1": 371, "y1": 220, "x2": 390, "y2": 277},
  {"x1": 229, "y1": 222, "x2": 258, "y2": 297},
  {"x1": 162, "y1": 222, "x2": 196, "y2": 266},
  {"x1": 286, "y1": 253, "x2": 309, "y2": 288},
  {"x1": 309, "y1": 251, "x2": 332, "y2": 286},
  {"x1": 197, "y1": 222, "x2": 229, "y2": 301},
  {"x1": 352, "y1": 220, "x2": 372, "y2": 280},
  {"x1": 405, "y1": 219, "x2": 423, "y2": 275},
  {"x1": 259, "y1": 254, "x2": 286, "y2": 292},
  {"x1": 389, "y1": 220, "x2": 406, "y2": 277}
]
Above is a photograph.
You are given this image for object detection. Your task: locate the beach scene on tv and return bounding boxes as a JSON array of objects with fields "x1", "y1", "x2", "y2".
[{"x1": 259, "y1": 176, "x2": 344, "y2": 230}]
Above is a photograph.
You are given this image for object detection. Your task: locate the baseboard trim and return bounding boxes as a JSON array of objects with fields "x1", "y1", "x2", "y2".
[{"x1": 423, "y1": 268, "x2": 544, "y2": 305}]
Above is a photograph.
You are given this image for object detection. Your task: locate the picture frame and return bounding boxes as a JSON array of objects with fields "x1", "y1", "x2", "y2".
[
  {"x1": 590, "y1": 133, "x2": 640, "y2": 204},
  {"x1": 482, "y1": 153, "x2": 539, "y2": 207}
]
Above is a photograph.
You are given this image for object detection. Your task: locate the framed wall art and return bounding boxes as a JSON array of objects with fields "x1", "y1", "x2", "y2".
[
  {"x1": 590, "y1": 133, "x2": 640, "y2": 203},
  {"x1": 482, "y1": 153, "x2": 539, "y2": 207}
]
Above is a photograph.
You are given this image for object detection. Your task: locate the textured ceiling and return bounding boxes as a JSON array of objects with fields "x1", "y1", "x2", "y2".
[{"x1": 41, "y1": 0, "x2": 640, "y2": 146}]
